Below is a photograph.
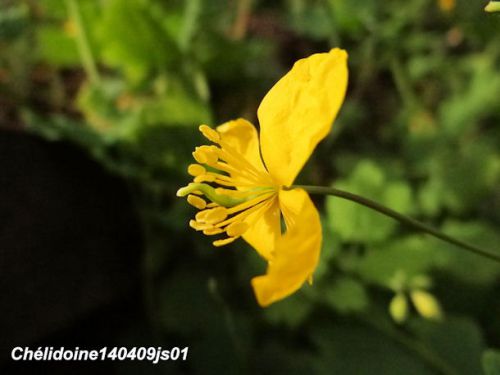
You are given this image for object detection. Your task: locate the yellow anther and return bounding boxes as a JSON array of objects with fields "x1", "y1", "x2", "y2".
[
  {"x1": 204, "y1": 207, "x2": 228, "y2": 224},
  {"x1": 203, "y1": 227, "x2": 224, "y2": 235},
  {"x1": 226, "y1": 221, "x2": 249, "y2": 237},
  {"x1": 213, "y1": 237, "x2": 237, "y2": 247},
  {"x1": 195, "y1": 207, "x2": 228, "y2": 224},
  {"x1": 193, "y1": 145, "x2": 218, "y2": 165},
  {"x1": 188, "y1": 164, "x2": 206, "y2": 177},
  {"x1": 189, "y1": 220, "x2": 214, "y2": 231},
  {"x1": 187, "y1": 194, "x2": 207, "y2": 210},
  {"x1": 194, "y1": 174, "x2": 216, "y2": 183},
  {"x1": 199, "y1": 125, "x2": 221, "y2": 143},
  {"x1": 195, "y1": 210, "x2": 209, "y2": 222}
]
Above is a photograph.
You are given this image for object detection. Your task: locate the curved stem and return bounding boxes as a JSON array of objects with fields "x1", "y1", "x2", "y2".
[{"x1": 288, "y1": 185, "x2": 500, "y2": 264}]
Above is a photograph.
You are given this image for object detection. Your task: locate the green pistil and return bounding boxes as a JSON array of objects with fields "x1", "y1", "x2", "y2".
[
  {"x1": 177, "y1": 183, "x2": 246, "y2": 207},
  {"x1": 178, "y1": 183, "x2": 276, "y2": 208}
]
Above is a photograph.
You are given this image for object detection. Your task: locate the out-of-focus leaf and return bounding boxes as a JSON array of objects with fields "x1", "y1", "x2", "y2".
[
  {"x1": 409, "y1": 318, "x2": 484, "y2": 375},
  {"x1": 418, "y1": 142, "x2": 500, "y2": 215},
  {"x1": 356, "y1": 236, "x2": 446, "y2": 287},
  {"x1": 327, "y1": 160, "x2": 413, "y2": 243},
  {"x1": 323, "y1": 277, "x2": 369, "y2": 314},
  {"x1": 439, "y1": 55, "x2": 500, "y2": 136},
  {"x1": 96, "y1": 0, "x2": 180, "y2": 83},
  {"x1": 37, "y1": 25, "x2": 80, "y2": 66},
  {"x1": 0, "y1": 3, "x2": 29, "y2": 40},
  {"x1": 311, "y1": 321, "x2": 434, "y2": 375},
  {"x1": 139, "y1": 89, "x2": 212, "y2": 126},
  {"x1": 263, "y1": 293, "x2": 312, "y2": 328},
  {"x1": 432, "y1": 221, "x2": 500, "y2": 285},
  {"x1": 327, "y1": 0, "x2": 376, "y2": 36},
  {"x1": 482, "y1": 350, "x2": 500, "y2": 375},
  {"x1": 287, "y1": 2, "x2": 332, "y2": 40}
]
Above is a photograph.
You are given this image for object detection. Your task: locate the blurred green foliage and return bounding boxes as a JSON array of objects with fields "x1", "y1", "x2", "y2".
[{"x1": 1, "y1": 0, "x2": 500, "y2": 373}]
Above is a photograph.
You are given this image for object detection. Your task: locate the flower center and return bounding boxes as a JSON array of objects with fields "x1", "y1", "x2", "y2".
[{"x1": 177, "y1": 124, "x2": 278, "y2": 246}]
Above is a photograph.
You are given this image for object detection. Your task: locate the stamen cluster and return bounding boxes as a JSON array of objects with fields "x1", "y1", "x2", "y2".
[{"x1": 177, "y1": 124, "x2": 277, "y2": 246}]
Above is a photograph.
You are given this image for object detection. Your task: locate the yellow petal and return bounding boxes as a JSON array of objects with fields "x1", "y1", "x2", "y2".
[
  {"x1": 242, "y1": 197, "x2": 280, "y2": 260},
  {"x1": 216, "y1": 118, "x2": 268, "y2": 175},
  {"x1": 251, "y1": 189, "x2": 321, "y2": 306},
  {"x1": 258, "y1": 48, "x2": 348, "y2": 186}
]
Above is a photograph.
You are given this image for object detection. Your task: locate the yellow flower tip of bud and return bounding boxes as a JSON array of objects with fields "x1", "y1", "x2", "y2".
[
  {"x1": 199, "y1": 125, "x2": 221, "y2": 143},
  {"x1": 389, "y1": 293, "x2": 408, "y2": 324},
  {"x1": 213, "y1": 237, "x2": 237, "y2": 247},
  {"x1": 410, "y1": 290, "x2": 443, "y2": 321},
  {"x1": 188, "y1": 164, "x2": 206, "y2": 177},
  {"x1": 226, "y1": 221, "x2": 249, "y2": 237},
  {"x1": 485, "y1": 2, "x2": 500, "y2": 12},
  {"x1": 187, "y1": 194, "x2": 207, "y2": 210}
]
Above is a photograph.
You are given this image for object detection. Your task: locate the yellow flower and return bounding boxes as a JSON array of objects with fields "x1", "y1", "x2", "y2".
[
  {"x1": 438, "y1": 0, "x2": 455, "y2": 12},
  {"x1": 177, "y1": 48, "x2": 348, "y2": 306}
]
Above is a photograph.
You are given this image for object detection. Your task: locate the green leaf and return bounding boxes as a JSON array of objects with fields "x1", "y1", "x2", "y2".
[
  {"x1": 432, "y1": 221, "x2": 500, "y2": 285},
  {"x1": 139, "y1": 88, "x2": 212, "y2": 126},
  {"x1": 311, "y1": 320, "x2": 434, "y2": 375},
  {"x1": 356, "y1": 236, "x2": 445, "y2": 287},
  {"x1": 418, "y1": 142, "x2": 500, "y2": 215},
  {"x1": 37, "y1": 25, "x2": 80, "y2": 66},
  {"x1": 327, "y1": 160, "x2": 413, "y2": 243},
  {"x1": 439, "y1": 55, "x2": 500, "y2": 136},
  {"x1": 263, "y1": 293, "x2": 312, "y2": 328},
  {"x1": 96, "y1": 0, "x2": 180, "y2": 83},
  {"x1": 482, "y1": 350, "x2": 500, "y2": 375},
  {"x1": 409, "y1": 318, "x2": 484, "y2": 375},
  {"x1": 324, "y1": 277, "x2": 369, "y2": 314}
]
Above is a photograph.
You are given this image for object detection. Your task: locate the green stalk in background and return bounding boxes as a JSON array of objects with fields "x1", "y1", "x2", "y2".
[
  {"x1": 288, "y1": 185, "x2": 500, "y2": 264},
  {"x1": 64, "y1": 0, "x2": 100, "y2": 85}
]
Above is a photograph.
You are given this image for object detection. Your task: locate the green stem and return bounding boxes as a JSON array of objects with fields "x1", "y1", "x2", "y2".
[
  {"x1": 391, "y1": 58, "x2": 418, "y2": 110},
  {"x1": 65, "y1": 0, "x2": 100, "y2": 85},
  {"x1": 289, "y1": 185, "x2": 500, "y2": 264}
]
